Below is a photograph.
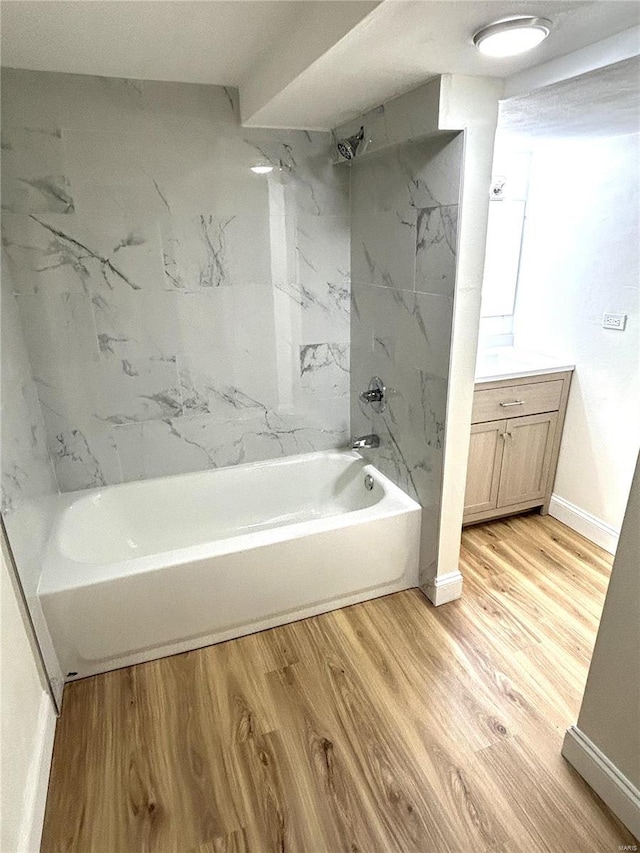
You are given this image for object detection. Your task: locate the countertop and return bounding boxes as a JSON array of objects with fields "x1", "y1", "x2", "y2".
[{"x1": 475, "y1": 347, "x2": 575, "y2": 383}]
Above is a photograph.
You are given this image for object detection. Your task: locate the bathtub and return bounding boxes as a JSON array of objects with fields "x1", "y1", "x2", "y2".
[{"x1": 38, "y1": 450, "x2": 421, "y2": 680}]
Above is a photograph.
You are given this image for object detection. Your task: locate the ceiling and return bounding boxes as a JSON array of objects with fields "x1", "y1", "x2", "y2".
[
  {"x1": 498, "y1": 55, "x2": 640, "y2": 140},
  {"x1": 1, "y1": 0, "x2": 639, "y2": 129},
  {"x1": 245, "y1": 1, "x2": 640, "y2": 127},
  {"x1": 0, "y1": 1, "x2": 375, "y2": 86}
]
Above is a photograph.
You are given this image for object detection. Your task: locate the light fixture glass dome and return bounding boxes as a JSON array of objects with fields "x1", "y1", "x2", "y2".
[
  {"x1": 250, "y1": 164, "x2": 274, "y2": 175},
  {"x1": 473, "y1": 17, "x2": 551, "y2": 57}
]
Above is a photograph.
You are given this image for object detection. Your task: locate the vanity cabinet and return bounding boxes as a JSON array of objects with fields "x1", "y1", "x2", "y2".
[{"x1": 463, "y1": 370, "x2": 572, "y2": 525}]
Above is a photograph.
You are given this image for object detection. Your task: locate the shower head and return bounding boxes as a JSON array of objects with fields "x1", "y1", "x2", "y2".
[{"x1": 336, "y1": 127, "x2": 365, "y2": 161}]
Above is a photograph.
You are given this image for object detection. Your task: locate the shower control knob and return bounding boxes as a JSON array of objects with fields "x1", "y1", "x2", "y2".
[
  {"x1": 359, "y1": 377, "x2": 386, "y2": 413},
  {"x1": 360, "y1": 388, "x2": 383, "y2": 403}
]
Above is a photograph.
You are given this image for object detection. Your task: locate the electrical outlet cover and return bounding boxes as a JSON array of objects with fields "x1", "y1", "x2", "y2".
[{"x1": 602, "y1": 313, "x2": 627, "y2": 330}]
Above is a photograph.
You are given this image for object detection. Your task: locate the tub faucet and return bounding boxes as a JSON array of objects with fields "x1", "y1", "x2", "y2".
[{"x1": 351, "y1": 434, "x2": 380, "y2": 450}]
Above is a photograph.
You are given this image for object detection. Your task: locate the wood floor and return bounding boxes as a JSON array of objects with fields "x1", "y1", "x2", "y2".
[{"x1": 41, "y1": 514, "x2": 636, "y2": 852}]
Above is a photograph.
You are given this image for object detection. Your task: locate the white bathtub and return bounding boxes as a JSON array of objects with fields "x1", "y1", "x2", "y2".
[{"x1": 38, "y1": 450, "x2": 421, "y2": 680}]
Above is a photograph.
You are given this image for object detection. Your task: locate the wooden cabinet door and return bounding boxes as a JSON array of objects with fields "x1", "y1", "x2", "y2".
[
  {"x1": 464, "y1": 420, "x2": 506, "y2": 515},
  {"x1": 497, "y1": 412, "x2": 558, "y2": 507}
]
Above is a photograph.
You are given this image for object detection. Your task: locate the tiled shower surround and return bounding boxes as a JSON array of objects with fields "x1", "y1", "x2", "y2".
[
  {"x1": 1, "y1": 256, "x2": 57, "y2": 517},
  {"x1": 1, "y1": 69, "x2": 350, "y2": 491},
  {"x1": 349, "y1": 132, "x2": 463, "y2": 577}
]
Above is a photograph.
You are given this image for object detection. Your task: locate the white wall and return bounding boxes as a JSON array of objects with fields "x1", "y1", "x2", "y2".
[
  {"x1": 434, "y1": 75, "x2": 502, "y2": 602},
  {"x1": 513, "y1": 132, "x2": 640, "y2": 537},
  {"x1": 562, "y1": 452, "x2": 640, "y2": 838},
  {"x1": 577, "y1": 451, "x2": 640, "y2": 788},
  {"x1": 1, "y1": 540, "x2": 56, "y2": 852}
]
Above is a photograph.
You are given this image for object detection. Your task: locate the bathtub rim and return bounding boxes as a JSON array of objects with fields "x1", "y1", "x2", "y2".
[{"x1": 39, "y1": 450, "x2": 420, "y2": 596}]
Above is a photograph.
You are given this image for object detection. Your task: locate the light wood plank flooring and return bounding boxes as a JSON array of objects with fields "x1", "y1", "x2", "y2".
[{"x1": 41, "y1": 514, "x2": 636, "y2": 851}]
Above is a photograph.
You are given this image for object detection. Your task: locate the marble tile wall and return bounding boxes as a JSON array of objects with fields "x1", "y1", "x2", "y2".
[
  {"x1": 1, "y1": 253, "x2": 63, "y2": 694},
  {"x1": 1, "y1": 254, "x2": 57, "y2": 516},
  {"x1": 349, "y1": 133, "x2": 463, "y2": 577},
  {"x1": 1, "y1": 69, "x2": 351, "y2": 491},
  {"x1": 332, "y1": 78, "x2": 441, "y2": 164}
]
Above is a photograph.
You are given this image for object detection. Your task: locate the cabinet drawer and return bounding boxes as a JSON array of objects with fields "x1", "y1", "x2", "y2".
[{"x1": 472, "y1": 380, "x2": 563, "y2": 423}]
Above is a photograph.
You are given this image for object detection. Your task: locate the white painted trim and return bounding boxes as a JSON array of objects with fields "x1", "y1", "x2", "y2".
[
  {"x1": 18, "y1": 692, "x2": 56, "y2": 853},
  {"x1": 549, "y1": 494, "x2": 619, "y2": 555},
  {"x1": 504, "y1": 26, "x2": 640, "y2": 98},
  {"x1": 423, "y1": 570, "x2": 464, "y2": 606},
  {"x1": 562, "y1": 725, "x2": 640, "y2": 840}
]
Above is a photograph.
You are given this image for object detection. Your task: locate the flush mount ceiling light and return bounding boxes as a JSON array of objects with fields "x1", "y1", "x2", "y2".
[
  {"x1": 473, "y1": 16, "x2": 552, "y2": 57},
  {"x1": 250, "y1": 164, "x2": 273, "y2": 174}
]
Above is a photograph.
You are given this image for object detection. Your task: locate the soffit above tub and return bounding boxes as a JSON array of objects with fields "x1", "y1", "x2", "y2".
[
  {"x1": 241, "y1": 1, "x2": 640, "y2": 127},
  {"x1": 1, "y1": 0, "x2": 639, "y2": 130}
]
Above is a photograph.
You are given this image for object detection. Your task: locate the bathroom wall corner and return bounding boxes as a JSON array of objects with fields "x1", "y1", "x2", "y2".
[{"x1": 434, "y1": 76, "x2": 502, "y2": 588}]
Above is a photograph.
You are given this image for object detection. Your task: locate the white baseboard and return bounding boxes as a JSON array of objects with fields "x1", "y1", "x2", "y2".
[
  {"x1": 549, "y1": 494, "x2": 619, "y2": 555},
  {"x1": 18, "y1": 692, "x2": 56, "y2": 852},
  {"x1": 423, "y1": 570, "x2": 464, "y2": 606},
  {"x1": 562, "y1": 725, "x2": 640, "y2": 840}
]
